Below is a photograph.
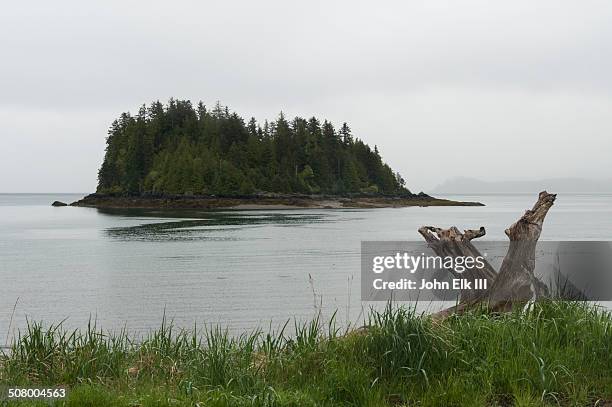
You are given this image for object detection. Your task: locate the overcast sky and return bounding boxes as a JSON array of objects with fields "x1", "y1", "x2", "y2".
[{"x1": 1, "y1": 0, "x2": 611, "y2": 193}]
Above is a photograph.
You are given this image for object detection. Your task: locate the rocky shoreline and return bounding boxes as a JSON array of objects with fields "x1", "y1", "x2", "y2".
[{"x1": 68, "y1": 193, "x2": 483, "y2": 209}]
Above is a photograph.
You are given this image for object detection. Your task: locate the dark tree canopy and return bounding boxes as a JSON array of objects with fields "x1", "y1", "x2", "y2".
[{"x1": 97, "y1": 99, "x2": 409, "y2": 196}]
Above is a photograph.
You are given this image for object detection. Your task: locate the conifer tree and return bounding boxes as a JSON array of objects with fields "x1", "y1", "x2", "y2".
[{"x1": 96, "y1": 100, "x2": 409, "y2": 196}]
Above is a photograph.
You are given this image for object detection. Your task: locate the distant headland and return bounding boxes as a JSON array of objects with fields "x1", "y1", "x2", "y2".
[
  {"x1": 75, "y1": 99, "x2": 482, "y2": 209},
  {"x1": 431, "y1": 176, "x2": 612, "y2": 195}
]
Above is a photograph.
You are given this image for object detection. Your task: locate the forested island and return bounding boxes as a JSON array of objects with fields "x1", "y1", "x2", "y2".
[{"x1": 73, "y1": 100, "x2": 481, "y2": 208}]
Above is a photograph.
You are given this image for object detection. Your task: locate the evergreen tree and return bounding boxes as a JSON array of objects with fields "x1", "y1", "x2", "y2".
[{"x1": 96, "y1": 100, "x2": 409, "y2": 196}]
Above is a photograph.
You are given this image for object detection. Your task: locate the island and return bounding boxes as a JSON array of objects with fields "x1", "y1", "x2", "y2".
[{"x1": 72, "y1": 99, "x2": 482, "y2": 209}]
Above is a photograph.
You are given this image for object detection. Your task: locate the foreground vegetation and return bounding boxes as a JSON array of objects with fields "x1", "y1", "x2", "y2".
[
  {"x1": 97, "y1": 100, "x2": 408, "y2": 196},
  {"x1": 1, "y1": 302, "x2": 610, "y2": 406}
]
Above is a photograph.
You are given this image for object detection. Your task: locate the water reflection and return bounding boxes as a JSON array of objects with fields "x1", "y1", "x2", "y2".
[{"x1": 102, "y1": 208, "x2": 335, "y2": 241}]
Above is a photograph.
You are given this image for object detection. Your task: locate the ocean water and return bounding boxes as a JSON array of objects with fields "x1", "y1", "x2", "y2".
[{"x1": 1, "y1": 193, "x2": 611, "y2": 344}]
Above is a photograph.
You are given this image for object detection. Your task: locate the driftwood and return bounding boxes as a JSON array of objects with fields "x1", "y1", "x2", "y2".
[{"x1": 419, "y1": 191, "x2": 557, "y2": 318}]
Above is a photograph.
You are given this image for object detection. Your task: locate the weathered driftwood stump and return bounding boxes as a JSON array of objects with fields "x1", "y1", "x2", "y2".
[{"x1": 419, "y1": 191, "x2": 556, "y2": 318}]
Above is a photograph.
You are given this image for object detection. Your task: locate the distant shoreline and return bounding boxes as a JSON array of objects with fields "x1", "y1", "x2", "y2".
[{"x1": 69, "y1": 193, "x2": 484, "y2": 209}]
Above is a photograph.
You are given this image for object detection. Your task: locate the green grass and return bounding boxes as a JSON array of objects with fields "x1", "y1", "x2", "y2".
[{"x1": 1, "y1": 302, "x2": 610, "y2": 406}]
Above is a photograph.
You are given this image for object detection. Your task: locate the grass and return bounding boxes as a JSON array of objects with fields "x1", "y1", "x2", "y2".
[{"x1": 0, "y1": 302, "x2": 610, "y2": 406}]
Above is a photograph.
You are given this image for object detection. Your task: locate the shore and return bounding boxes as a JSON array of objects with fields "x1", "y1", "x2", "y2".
[
  {"x1": 69, "y1": 193, "x2": 484, "y2": 209},
  {"x1": 1, "y1": 302, "x2": 609, "y2": 406}
]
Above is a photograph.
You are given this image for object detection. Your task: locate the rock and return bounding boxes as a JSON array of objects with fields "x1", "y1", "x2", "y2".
[{"x1": 51, "y1": 201, "x2": 67, "y2": 207}]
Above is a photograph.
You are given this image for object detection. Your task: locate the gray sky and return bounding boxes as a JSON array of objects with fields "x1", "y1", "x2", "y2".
[{"x1": 1, "y1": 0, "x2": 611, "y2": 193}]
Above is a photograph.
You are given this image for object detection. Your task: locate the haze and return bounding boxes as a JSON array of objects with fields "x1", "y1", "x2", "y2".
[{"x1": 1, "y1": 0, "x2": 611, "y2": 193}]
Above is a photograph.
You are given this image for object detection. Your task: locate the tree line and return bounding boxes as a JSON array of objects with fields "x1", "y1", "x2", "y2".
[{"x1": 97, "y1": 99, "x2": 409, "y2": 196}]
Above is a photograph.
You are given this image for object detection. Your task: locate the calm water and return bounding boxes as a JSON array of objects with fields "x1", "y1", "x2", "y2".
[{"x1": 1, "y1": 193, "x2": 611, "y2": 344}]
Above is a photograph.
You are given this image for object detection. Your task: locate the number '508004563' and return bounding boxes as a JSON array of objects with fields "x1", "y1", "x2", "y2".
[{"x1": 4, "y1": 387, "x2": 66, "y2": 399}]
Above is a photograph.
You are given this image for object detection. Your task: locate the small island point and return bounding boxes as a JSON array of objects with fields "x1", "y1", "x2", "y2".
[{"x1": 73, "y1": 99, "x2": 482, "y2": 209}]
